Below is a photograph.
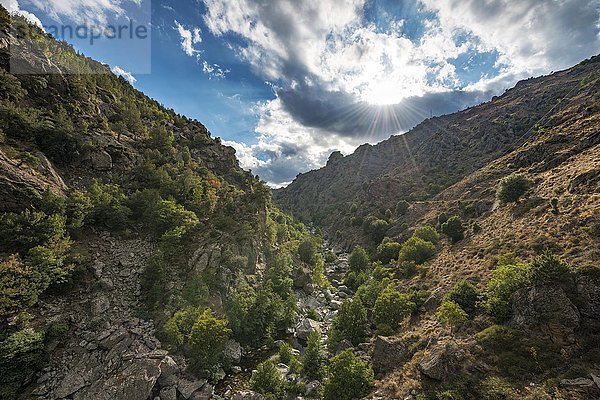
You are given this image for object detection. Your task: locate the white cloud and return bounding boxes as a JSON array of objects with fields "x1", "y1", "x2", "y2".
[
  {"x1": 24, "y1": 0, "x2": 141, "y2": 26},
  {"x1": 175, "y1": 20, "x2": 202, "y2": 57},
  {"x1": 421, "y1": 0, "x2": 600, "y2": 77},
  {"x1": 1, "y1": 0, "x2": 44, "y2": 29},
  {"x1": 111, "y1": 65, "x2": 136, "y2": 84}
]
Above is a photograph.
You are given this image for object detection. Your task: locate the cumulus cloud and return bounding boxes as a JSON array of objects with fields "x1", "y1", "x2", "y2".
[
  {"x1": 1, "y1": 0, "x2": 44, "y2": 28},
  {"x1": 24, "y1": 0, "x2": 142, "y2": 26},
  {"x1": 203, "y1": 0, "x2": 599, "y2": 186},
  {"x1": 111, "y1": 65, "x2": 136, "y2": 84},
  {"x1": 175, "y1": 20, "x2": 202, "y2": 56}
]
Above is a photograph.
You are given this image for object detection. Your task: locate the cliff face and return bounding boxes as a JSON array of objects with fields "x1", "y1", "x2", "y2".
[{"x1": 274, "y1": 56, "x2": 600, "y2": 249}]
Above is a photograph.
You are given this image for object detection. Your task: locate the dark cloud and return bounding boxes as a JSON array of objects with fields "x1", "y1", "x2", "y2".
[{"x1": 277, "y1": 83, "x2": 493, "y2": 142}]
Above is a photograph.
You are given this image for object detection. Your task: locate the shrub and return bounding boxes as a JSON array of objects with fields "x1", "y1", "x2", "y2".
[
  {"x1": 88, "y1": 180, "x2": 131, "y2": 229},
  {"x1": 436, "y1": 300, "x2": 468, "y2": 330},
  {"x1": 343, "y1": 270, "x2": 369, "y2": 291},
  {"x1": 445, "y1": 280, "x2": 480, "y2": 316},
  {"x1": 323, "y1": 349, "x2": 374, "y2": 400},
  {"x1": 324, "y1": 250, "x2": 337, "y2": 263},
  {"x1": 398, "y1": 236, "x2": 435, "y2": 264},
  {"x1": 355, "y1": 276, "x2": 391, "y2": 308},
  {"x1": 550, "y1": 197, "x2": 559, "y2": 214},
  {"x1": 348, "y1": 246, "x2": 369, "y2": 272},
  {"x1": 397, "y1": 260, "x2": 417, "y2": 278},
  {"x1": 0, "y1": 328, "x2": 45, "y2": 398},
  {"x1": 329, "y1": 298, "x2": 368, "y2": 348},
  {"x1": 0, "y1": 210, "x2": 67, "y2": 254},
  {"x1": 250, "y1": 360, "x2": 284, "y2": 400},
  {"x1": 298, "y1": 238, "x2": 318, "y2": 265},
  {"x1": 163, "y1": 307, "x2": 231, "y2": 373},
  {"x1": 395, "y1": 200, "x2": 410, "y2": 216},
  {"x1": 484, "y1": 262, "x2": 531, "y2": 322},
  {"x1": 413, "y1": 225, "x2": 440, "y2": 244},
  {"x1": 441, "y1": 216, "x2": 465, "y2": 243},
  {"x1": 528, "y1": 252, "x2": 571, "y2": 284},
  {"x1": 496, "y1": 174, "x2": 532, "y2": 203},
  {"x1": 303, "y1": 331, "x2": 324, "y2": 380},
  {"x1": 150, "y1": 199, "x2": 199, "y2": 236},
  {"x1": 278, "y1": 342, "x2": 293, "y2": 365},
  {"x1": 376, "y1": 241, "x2": 401, "y2": 263},
  {"x1": 0, "y1": 256, "x2": 39, "y2": 316},
  {"x1": 373, "y1": 285, "x2": 416, "y2": 330},
  {"x1": 367, "y1": 219, "x2": 390, "y2": 244}
]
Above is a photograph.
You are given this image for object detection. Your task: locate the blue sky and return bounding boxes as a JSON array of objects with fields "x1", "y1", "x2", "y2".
[{"x1": 4, "y1": 0, "x2": 600, "y2": 186}]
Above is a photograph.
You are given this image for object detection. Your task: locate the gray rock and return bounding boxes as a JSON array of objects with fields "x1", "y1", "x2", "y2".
[
  {"x1": 223, "y1": 339, "x2": 242, "y2": 365},
  {"x1": 232, "y1": 391, "x2": 265, "y2": 400},
  {"x1": 335, "y1": 339, "x2": 354, "y2": 354},
  {"x1": 160, "y1": 387, "x2": 177, "y2": 400},
  {"x1": 560, "y1": 378, "x2": 595, "y2": 387},
  {"x1": 330, "y1": 300, "x2": 343, "y2": 310},
  {"x1": 177, "y1": 378, "x2": 207, "y2": 399},
  {"x1": 305, "y1": 380, "x2": 321, "y2": 397},
  {"x1": 91, "y1": 150, "x2": 113, "y2": 171},
  {"x1": 372, "y1": 336, "x2": 409, "y2": 374},
  {"x1": 158, "y1": 356, "x2": 180, "y2": 387},
  {"x1": 293, "y1": 267, "x2": 312, "y2": 288},
  {"x1": 511, "y1": 285, "x2": 580, "y2": 344},
  {"x1": 418, "y1": 343, "x2": 464, "y2": 381},
  {"x1": 296, "y1": 318, "x2": 321, "y2": 340}
]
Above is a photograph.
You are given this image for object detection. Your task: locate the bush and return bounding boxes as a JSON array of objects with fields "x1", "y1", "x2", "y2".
[
  {"x1": 343, "y1": 270, "x2": 369, "y2": 292},
  {"x1": 367, "y1": 219, "x2": 390, "y2": 244},
  {"x1": 376, "y1": 241, "x2": 401, "y2": 263},
  {"x1": 324, "y1": 250, "x2": 336, "y2": 263},
  {"x1": 348, "y1": 246, "x2": 369, "y2": 272},
  {"x1": 398, "y1": 236, "x2": 435, "y2": 264},
  {"x1": 373, "y1": 285, "x2": 416, "y2": 330},
  {"x1": 496, "y1": 174, "x2": 532, "y2": 203},
  {"x1": 250, "y1": 360, "x2": 284, "y2": 400},
  {"x1": 441, "y1": 216, "x2": 465, "y2": 243},
  {"x1": 329, "y1": 298, "x2": 368, "y2": 348},
  {"x1": 0, "y1": 328, "x2": 45, "y2": 398},
  {"x1": 397, "y1": 260, "x2": 417, "y2": 278},
  {"x1": 163, "y1": 307, "x2": 231, "y2": 373},
  {"x1": 88, "y1": 180, "x2": 131, "y2": 229},
  {"x1": 528, "y1": 252, "x2": 571, "y2": 284},
  {"x1": 395, "y1": 200, "x2": 410, "y2": 216},
  {"x1": 303, "y1": 331, "x2": 324, "y2": 380},
  {"x1": 278, "y1": 342, "x2": 293, "y2": 365},
  {"x1": 445, "y1": 280, "x2": 480, "y2": 316},
  {"x1": 484, "y1": 262, "x2": 531, "y2": 322},
  {"x1": 323, "y1": 349, "x2": 374, "y2": 400},
  {"x1": 413, "y1": 225, "x2": 440, "y2": 244},
  {"x1": 298, "y1": 238, "x2": 318, "y2": 265},
  {"x1": 0, "y1": 256, "x2": 39, "y2": 316},
  {"x1": 436, "y1": 300, "x2": 468, "y2": 330},
  {"x1": 0, "y1": 210, "x2": 67, "y2": 254}
]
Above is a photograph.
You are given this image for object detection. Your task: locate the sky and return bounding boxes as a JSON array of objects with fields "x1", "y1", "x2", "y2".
[{"x1": 3, "y1": 0, "x2": 600, "y2": 187}]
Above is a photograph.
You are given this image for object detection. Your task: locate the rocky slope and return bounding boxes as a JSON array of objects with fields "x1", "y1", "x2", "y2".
[{"x1": 274, "y1": 55, "x2": 600, "y2": 250}]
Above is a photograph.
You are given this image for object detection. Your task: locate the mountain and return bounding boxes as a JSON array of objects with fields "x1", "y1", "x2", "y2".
[
  {"x1": 274, "y1": 56, "x2": 600, "y2": 250},
  {"x1": 0, "y1": 8, "x2": 321, "y2": 400}
]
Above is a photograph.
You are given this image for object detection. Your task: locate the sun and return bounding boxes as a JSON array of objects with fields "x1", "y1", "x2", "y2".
[{"x1": 361, "y1": 80, "x2": 408, "y2": 106}]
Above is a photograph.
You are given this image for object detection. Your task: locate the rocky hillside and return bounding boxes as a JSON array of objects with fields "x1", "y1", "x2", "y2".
[
  {"x1": 0, "y1": 8, "x2": 325, "y2": 400},
  {"x1": 274, "y1": 56, "x2": 600, "y2": 250}
]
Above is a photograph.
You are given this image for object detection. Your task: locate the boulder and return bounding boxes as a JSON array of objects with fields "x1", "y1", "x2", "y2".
[
  {"x1": 160, "y1": 387, "x2": 177, "y2": 400},
  {"x1": 223, "y1": 339, "x2": 242, "y2": 365},
  {"x1": 418, "y1": 343, "x2": 464, "y2": 381},
  {"x1": 293, "y1": 267, "x2": 312, "y2": 288},
  {"x1": 372, "y1": 336, "x2": 409, "y2": 374},
  {"x1": 232, "y1": 391, "x2": 265, "y2": 400},
  {"x1": 296, "y1": 318, "x2": 321, "y2": 340},
  {"x1": 305, "y1": 380, "x2": 321, "y2": 397},
  {"x1": 511, "y1": 285, "x2": 580, "y2": 344},
  {"x1": 177, "y1": 378, "x2": 208, "y2": 399},
  {"x1": 158, "y1": 356, "x2": 180, "y2": 387},
  {"x1": 91, "y1": 150, "x2": 113, "y2": 171},
  {"x1": 335, "y1": 339, "x2": 354, "y2": 354},
  {"x1": 575, "y1": 273, "x2": 600, "y2": 322}
]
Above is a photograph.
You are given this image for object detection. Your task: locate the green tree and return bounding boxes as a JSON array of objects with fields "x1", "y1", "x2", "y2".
[
  {"x1": 250, "y1": 360, "x2": 284, "y2": 400},
  {"x1": 348, "y1": 246, "x2": 369, "y2": 272},
  {"x1": 298, "y1": 238, "x2": 318, "y2": 265},
  {"x1": 373, "y1": 285, "x2": 416, "y2": 330},
  {"x1": 484, "y1": 262, "x2": 531, "y2": 322},
  {"x1": 395, "y1": 200, "x2": 410, "y2": 216},
  {"x1": 329, "y1": 298, "x2": 368, "y2": 347},
  {"x1": 0, "y1": 328, "x2": 45, "y2": 398},
  {"x1": 278, "y1": 342, "x2": 293, "y2": 365},
  {"x1": 303, "y1": 331, "x2": 324, "y2": 380},
  {"x1": 189, "y1": 309, "x2": 232, "y2": 372},
  {"x1": 398, "y1": 236, "x2": 435, "y2": 264},
  {"x1": 376, "y1": 241, "x2": 401, "y2": 263},
  {"x1": 436, "y1": 300, "x2": 468, "y2": 331},
  {"x1": 368, "y1": 219, "x2": 390, "y2": 244},
  {"x1": 445, "y1": 280, "x2": 480, "y2": 316},
  {"x1": 496, "y1": 174, "x2": 532, "y2": 203},
  {"x1": 413, "y1": 225, "x2": 440, "y2": 244},
  {"x1": 441, "y1": 216, "x2": 465, "y2": 243},
  {"x1": 323, "y1": 349, "x2": 374, "y2": 400},
  {"x1": 528, "y1": 251, "x2": 571, "y2": 284}
]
